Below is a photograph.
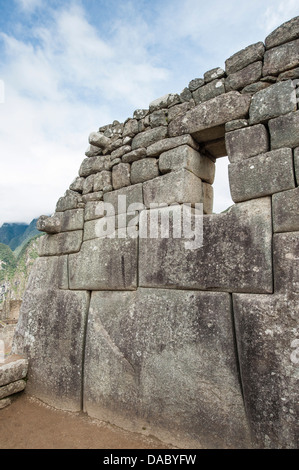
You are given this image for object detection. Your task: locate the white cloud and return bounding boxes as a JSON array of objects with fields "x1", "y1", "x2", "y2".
[
  {"x1": 264, "y1": 0, "x2": 299, "y2": 34},
  {"x1": 15, "y1": 0, "x2": 42, "y2": 12}
]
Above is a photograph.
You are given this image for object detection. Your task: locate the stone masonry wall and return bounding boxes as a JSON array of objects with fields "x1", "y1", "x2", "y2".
[{"x1": 12, "y1": 17, "x2": 299, "y2": 449}]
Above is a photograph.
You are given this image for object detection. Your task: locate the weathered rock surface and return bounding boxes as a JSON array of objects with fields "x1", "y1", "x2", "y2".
[
  {"x1": 226, "y1": 61, "x2": 262, "y2": 91},
  {"x1": 0, "y1": 355, "x2": 28, "y2": 387},
  {"x1": 263, "y1": 39, "x2": 299, "y2": 76},
  {"x1": 103, "y1": 184, "x2": 143, "y2": 215},
  {"x1": 226, "y1": 124, "x2": 269, "y2": 163},
  {"x1": 225, "y1": 42, "x2": 265, "y2": 74},
  {"x1": 112, "y1": 163, "x2": 131, "y2": 190},
  {"x1": 38, "y1": 230, "x2": 83, "y2": 256},
  {"x1": 83, "y1": 288, "x2": 250, "y2": 448},
  {"x1": 192, "y1": 78, "x2": 226, "y2": 104},
  {"x1": 0, "y1": 379, "x2": 26, "y2": 399},
  {"x1": 139, "y1": 198, "x2": 273, "y2": 293},
  {"x1": 26, "y1": 256, "x2": 69, "y2": 290},
  {"x1": 131, "y1": 127, "x2": 168, "y2": 150},
  {"x1": 265, "y1": 16, "x2": 299, "y2": 49},
  {"x1": 147, "y1": 135, "x2": 199, "y2": 157},
  {"x1": 273, "y1": 232, "x2": 299, "y2": 294},
  {"x1": 130, "y1": 158, "x2": 159, "y2": 184},
  {"x1": 272, "y1": 187, "x2": 299, "y2": 232},
  {"x1": 229, "y1": 148, "x2": 295, "y2": 202},
  {"x1": 268, "y1": 111, "x2": 299, "y2": 149}
]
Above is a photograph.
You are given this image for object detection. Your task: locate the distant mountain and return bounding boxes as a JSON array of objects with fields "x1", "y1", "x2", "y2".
[{"x1": 0, "y1": 218, "x2": 40, "y2": 252}]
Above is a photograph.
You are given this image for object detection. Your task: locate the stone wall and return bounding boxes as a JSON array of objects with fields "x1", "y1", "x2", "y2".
[{"x1": 12, "y1": 17, "x2": 299, "y2": 449}]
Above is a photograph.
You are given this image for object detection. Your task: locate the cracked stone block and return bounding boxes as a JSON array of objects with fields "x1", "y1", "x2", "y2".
[
  {"x1": 168, "y1": 91, "x2": 251, "y2": 138},
  {"x1": 83, "y1": 288, "x2": 250, "y2": 448},
  {"x1": 69, "y1": 237, "x2": 138, "y2": 290},
  {"x1": 158, "y1": 145, "x2": 215, "y2": 184},
  {"x1": 273, "y1": 232, "x2": 299, "y2": 294},
  {"x1": 229, "y1": 148, "x2": 295, "y2": 202},
  {"x1": 139, "y1": 198, "x2": 272, "y2": 293},
  {"x1": 233, "y1": 293, "x2": 298, "y2": 448},
  {"x1": 272, "y1": 187, "x2": 299, "y2": 233},
  {"x1": 225, "y1": 42, "x2": 265, "y2": 74},
  {"x1": 12, "y1": 288, "x2": 90, "y2": 412},
  {"x1": 268, "y1": 111, "x2": 299, "y2": 149},
  {"x1": 249, "y1": 80, "x2": 296, "y2": 124},
  {"x1": 143, "y1": 169, "x2": 203, "y2": 207},
  {"x1": 38, "y1": 230, "x2": 83, "y2": 256},
  {"x1": 263, "y1": 39, "x2": 299, "y2": 76},
  {"x1": 226, "y1": 124, "x2": 269, "y2": 163}
]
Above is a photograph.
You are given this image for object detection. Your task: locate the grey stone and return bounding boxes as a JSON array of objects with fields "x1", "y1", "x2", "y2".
[
  {"x1": 225, "y1": 119, "x2": 249, "y2": 132},
  {"x1": 0, "y1": 379, "x2": 26, "y2": 399},
  {"x1": 12, "y1": 288, "x2": 90, "y2": 411},
  {"x1": 56, "y1": 190, "x2": 81, "y2": 212},
  {"x1": 225, "y1": 124, "x2": 269, "y2": 163},
  {"x1": 84, "y1": 200, "x2": 106, "y2": 221},
  {"x1": 272, "y1": 187, "x2": 299, "y2": 233},
  {"x1": 274, "y1": 232, "x2": 299, "y2": 294},
  {"x1": 112, "y1": 163, "x2": 131, "y2": 190},
  {"x1": 37, "y1": 214, "x2": 62, "y2": 234},
  {"x1": 83, "y1": 212, "x2": 138, "y2": 241},
  {"x1": 202, "y1": 183, "x2": 214, "y2": 214},
  {"x1": 192, "y1": 78, "x2": 226, "y2": 104},
  {"x1": 69, "y1": 237, "x2": 138, "y2": 290},
  {"x1": 263, "y1": 39, "x2": 299, "y2": 76},
  {"x1": 295, "y1": 147, "x2": 299, "y2": 184},
  {"x1": 82, "y1": 174, "x2": 94, "y2": 195},
  {"x1": 149, "y1": 94, "x2": 180, "y2": 112},
  {"x1": 59, "y1": 208, "x2": 84, "y2": 232},
  {"x1": 85, "y1": 144, "x2": 102, "y2": 157},
  {"x1": 133, "y1": 109, "x2": 149, "y2": 120},
  {"x1": 131, "y1": 127, "x2": 168, "y2": 150},
  {"x1": 225, "y1": 42, "x2": 265, "y2": 74},
  {"x1": 265, "y1": 16, "x2": 299, "y2": 49},
  {"x1": 82, "y1": 191, "x2": 103, "y2": 203},
  {"x1": 0, "y1": 356, "x2": 28, "y2": 387},
  {"x1": 93, "y1": 171, "x2": 112, "y2": 192},
  {"x1": 111, "y1": 145, "x2": 131, "y2": 160},
  {"x1": 69, "y1": 177, "x2": 84, "y2": 193},
  {"x1": 38, "y1": 230, "x2": 83, "y2": 256},
  {"x1": 79, "y1": 156, "x2": 112, "y2": 177},
  {"x1": 179, "y1": 87, "x2": 192, "y2": 102},
  {"x1": 123, "y1": 119, "x2": 138, "y2": 137},
  {"x1": 110, "y1": 138, "x2": 123, "y2": 152},
  {"x1": 188, "y1": 78, "x2": 204, "y2": 91},
  {"x1": 122, "y1": 148, "x2": 147, "y2": 163},
  {"x1": 278, "y1": 67, "x2": 299, "y2": 81},
  {"x1": 168, "y1": 91, "x2": 251, "y2": 138},
  {"x1": 241, "y1": 81, "x2": 271, "y2": 94},
  {"x1": 137, "y1": 115, "x2": 150, "y2": 133},
  {"x1": 233, "y1": 293, "x2": 298, "y2": 448},
  {"x1": 83, "y1": 288, "x2": 250, "y2": 449},
  {"x1": 131, "y1": 158, "x2": 159, "y2": 184},
  {"x1": 204, "y1": 67, "x2": 226, "y2": 83},
  {"x1": 26, "y1": 256, "x2": 69, "y2": 290},
  {"x1": 147, "y1": 135, "x2": 199, "y2": 157},
  {"x1": 226, "y1": 61, "x2": 262, "y2": 91},
  {"x1": 149, "y1": 109, "x2": 168, "y2": 128},
  {"x1": 143, "y1": 169, "x2": 203, "y2": 207},
  {"x1": 249, "y1": 80, "x2": 296, "y2": 124},
  {"x1": 269, "y1": 111, "x2": 299, "y2": 149},
  {"x1": 0, "y1": 398, "x2": 11, "y2": 409},
  {"x1": 88, "y1": 131, "x2": 111, "y2": 150},
  {"x1": 159, "y1": 145, "x2": 215, "y2": 184},
  {"x1": 139, "y1": 198, "x2": 273, "y2": 293},
  {"x1": 110, "y1": 158, "x2": 121, "y2": 168},
  {"x1": 167, "y1": 101, "x2": 195, "y2": 122},
  {"x1": 103, "y1": 184, "x2": 144, "y2": 215},
  {"x1": 122, "y1": 136, "x2": 132, "y2": 146},
  {"x1": 229, "y1": 148, "x2": 295, "y2": 202}
]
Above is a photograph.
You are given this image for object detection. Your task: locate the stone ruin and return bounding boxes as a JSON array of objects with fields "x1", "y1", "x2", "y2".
[{"x1": 11, "y1": 17, "x2": 299, "y2": 448}]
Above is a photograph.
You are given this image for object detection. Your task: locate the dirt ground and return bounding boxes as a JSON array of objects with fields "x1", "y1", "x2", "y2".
[{"x1": 0, "y1": 393, "x2": 173, "y2": 450}]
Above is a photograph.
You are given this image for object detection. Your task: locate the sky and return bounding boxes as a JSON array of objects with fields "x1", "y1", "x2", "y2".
[{"x1": 0, "y1": 0, "x2": 298, "y2": 225}]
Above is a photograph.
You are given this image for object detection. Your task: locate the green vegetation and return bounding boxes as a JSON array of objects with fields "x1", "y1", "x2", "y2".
[{"x1": 0, "y1": 243, "x2": 17, "y2": 281}]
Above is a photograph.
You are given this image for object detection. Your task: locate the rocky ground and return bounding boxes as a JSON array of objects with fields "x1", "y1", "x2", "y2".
[{"x1": 0, "y1": 393, "x2": 173, "y2": 450}]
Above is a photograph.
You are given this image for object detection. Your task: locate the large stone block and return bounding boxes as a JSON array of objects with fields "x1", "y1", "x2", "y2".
[
  {"x1": 263, "y1": 39, "x2": 299, "y2": 76},
  {"x1": 130, "y1": 158, "x2": 159, "y2": 184},
  {"x1": 26, "y1": 256, "x2": 69, "y2": 290},
  {"x1": 272, "y1": 187, "x2": 299, "y2": 233},
  {"x1": 83, "y1": 288, "x2": 250, "y2": 448},
  {"x1": 112, "y1": 163, "x2": 131, "y2": 190},
  {"x1": 38, "y1": 230, "x2": 83, "y2": 256},
  {"x1": 0, "y1": 380, "x2": 26, "y2": 399},
  {"x1": 225, "y1": 61, "x2": 262, "y2": 91},
  {"x1": 273, "y1": 232, "x2": 299, "y2": 294},
  {"x1": 131, "y1": 127, "x2": 168, "y2": 150},
  {"x1": 249, "y1": 81, "x2": 296, "y2": 124},
  {"x1": 225, "y1": 124, "x2": 269, "y2": 163},
  {"x1": 12, "y1": 288, "x2": 90, "y2": 411},
  {"x1": 68, "y1": 237, "x2": 138, "y2": 290},
  {"x1": 79, "y1": 156, "x2": 112, "y2": 177},
  {"x1": 269, "y1": 111, "x2": 299, "y2": 150},
  {"x1": 233, "y1": 293, "x2": 298, "y2": 448},
  {"x1": 0, "y1": 356, "x2": 28, "y2": 387},
  {"x1": 139, "y1": 198, "x2": 273, "y2": 293},
  {"x1": 229, "y1": 148, "x2": 295, "y2": 202},
  {"x1": 225, "y1": 42, "x2": 265, "y2": 74},
  {"x1": 265, "y1": 16, "x2": 299, "y2": 49},
  {"x1": 143, "y1": 169, "x2": 203, "y2": 207},
  {"x1": 168, "y1": 91, "x2": 251, "y2": 139},
  {"x1": 56, "y1": 190, "x2": 81, "y2": 212},
  {"x1": 146, "y1": 135, "x2": 199, "y2": 157},
  {"x1": 192, "y1": 78, "x2": 226, "y2": 104},
  {"x1": 159, "y1": 145, "x2": 215, "y2": 184},
  {"x1": 103, "y1": 183, "x2": 143, "y2": 215}
]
